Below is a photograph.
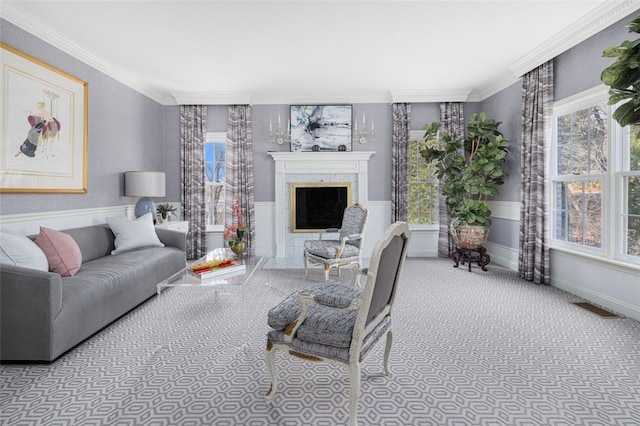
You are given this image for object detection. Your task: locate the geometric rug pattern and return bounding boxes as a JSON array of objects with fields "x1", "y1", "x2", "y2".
[{"x1": 2, "y1": 258, "x2": 639, "y2": 425}]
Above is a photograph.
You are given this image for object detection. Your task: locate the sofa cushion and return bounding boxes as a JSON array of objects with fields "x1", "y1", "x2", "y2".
[
  {"x1": 35, "y1": 227, "x2": 82, "y2": 277},
  {"x1": 106, "y1": 213, "x2": 163, "y2": 255},
  {"x1": 0, "y1": 229, "x2": 48, "y2": 271}
]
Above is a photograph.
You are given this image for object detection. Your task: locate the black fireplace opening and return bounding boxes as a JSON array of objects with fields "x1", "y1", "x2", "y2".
[{"x1": 290, "y1": 183, "x2": 352, "y2": 232}]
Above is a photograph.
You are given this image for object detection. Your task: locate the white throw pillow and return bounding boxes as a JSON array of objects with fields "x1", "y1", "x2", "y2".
[
  {"x1": 0, "y1": 229, "x2": 48, "y2": 271},
  {"x1": 106, "y1": 213, "x2": 164, "y2": 255}
]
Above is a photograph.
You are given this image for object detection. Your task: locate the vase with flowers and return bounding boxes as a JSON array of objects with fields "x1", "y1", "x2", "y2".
[{"x1": 224, "y1": 196, "x2": 249, "y2": 257}]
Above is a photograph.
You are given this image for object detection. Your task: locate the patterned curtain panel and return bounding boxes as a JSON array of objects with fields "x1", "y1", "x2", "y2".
[
  {"x1": 438, "y1": 102, "x2": 465, "y2": 257},
  {"x1": 519, "y1": 60, "x2": 553, "y2": 284},
  {"x1": 180, "y1": 105, "x2": 207, "y2": 260},
  {"x1": 226, "y1": 105, "x2": 255, "y2": 256},
  {"x1": 391, "y1": 103, "x2": 411, "y2": 222}
]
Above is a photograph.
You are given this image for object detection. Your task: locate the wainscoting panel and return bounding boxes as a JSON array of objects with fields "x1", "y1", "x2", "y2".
[{"x1": 0, "y1": 205, "x2": 130, "y2": 235}]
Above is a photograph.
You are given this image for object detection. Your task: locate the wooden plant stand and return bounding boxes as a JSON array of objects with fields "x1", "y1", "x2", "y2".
[{"x1": 451, "y1": 246, "x2": 490, "y2": 272}]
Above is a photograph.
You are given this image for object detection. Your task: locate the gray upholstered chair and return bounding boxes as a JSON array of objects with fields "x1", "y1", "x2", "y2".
[
  {"x1": 265, "y1": 222, "x2": 411, "y2": 426},
  {"x1": 303, "y1": 203, "x2": 368, "y2": 281}
]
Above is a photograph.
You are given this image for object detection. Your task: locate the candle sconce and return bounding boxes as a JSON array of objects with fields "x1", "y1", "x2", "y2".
[
  {"x1": 354, "y1": 112, "x2": 375, "y2": 144},
  {"x1": 268, "y1": 112, "x2": 291, "y2": 145}
]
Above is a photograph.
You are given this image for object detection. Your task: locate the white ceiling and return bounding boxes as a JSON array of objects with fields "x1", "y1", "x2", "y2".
[{"x1": 3, "y1": 0, "x2": 639, "y2": 105}]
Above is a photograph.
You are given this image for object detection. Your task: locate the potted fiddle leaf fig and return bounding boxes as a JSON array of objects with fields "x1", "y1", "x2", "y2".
[
  {"x1": 421, "y1": 112, "x2": 509, "y2": 248},
  {"x1": 601, "y1": 15, "x2": 640, "y2": 128}
]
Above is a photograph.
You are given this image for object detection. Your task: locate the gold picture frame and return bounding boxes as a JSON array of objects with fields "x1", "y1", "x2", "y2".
[{"x1": 1, "y1": 43, "x2": 88, "y2": 193}]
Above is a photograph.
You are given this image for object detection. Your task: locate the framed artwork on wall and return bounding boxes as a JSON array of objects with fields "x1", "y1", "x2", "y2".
[
  {"x1": 0, "y1": 43, "x2": 88, "y2": 193},
  {"x1": 290, "y1": 105, "x2": 352, "y2": 152}
]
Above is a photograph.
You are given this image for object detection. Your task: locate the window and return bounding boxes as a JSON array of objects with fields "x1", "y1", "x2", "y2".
[
  {"x1": 552, "y1": 86, "x2": 640, "y2": 263},
  {"x1": 407, "y1": 130, "x2": 439, "y2": 225},
  {"x1": 204, "y1": 132, "x2": 226, "y2": 231},
  {"x1": 623, "y1": 123, "x2": 640, "y2": 256}
]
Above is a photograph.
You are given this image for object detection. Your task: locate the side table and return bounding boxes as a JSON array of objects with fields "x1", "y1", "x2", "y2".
[
  {"x1": 155, "y1": 220, "x2": 189, "y2": 233},
  {"x1": 451, "y1": 245, "x2": 490, "y2": 272}
]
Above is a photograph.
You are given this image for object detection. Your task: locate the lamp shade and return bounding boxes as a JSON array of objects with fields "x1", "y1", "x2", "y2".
[
  {"x1": 125, "y1": 171, "x2": 166, "y2": 218},
  {"x1": 125, "y1": 171, "x2": 165, "y2": 197}
]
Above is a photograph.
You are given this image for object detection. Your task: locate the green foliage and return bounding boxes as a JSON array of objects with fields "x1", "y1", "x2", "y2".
[
  {"x1": 601, "y1": 15, "x2": 640, "y2": 127},
  {"x1": 156, "y1": 203, "x2": 177, "y2": 214},
  {"x1": 421, "y1": 112, "x2": 509, "y2": 227}
]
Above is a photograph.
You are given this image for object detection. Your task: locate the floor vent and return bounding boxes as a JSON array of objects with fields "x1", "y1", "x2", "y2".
[{"x1": 571, "y1": 302, "x2": 621, "y2": 318}]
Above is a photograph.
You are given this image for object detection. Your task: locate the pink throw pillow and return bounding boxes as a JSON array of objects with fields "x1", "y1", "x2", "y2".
[{"x1": 35, "y1": 227, "x2": 82, "y2": 277}]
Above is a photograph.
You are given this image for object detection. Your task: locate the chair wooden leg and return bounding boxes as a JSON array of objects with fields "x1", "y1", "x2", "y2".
[
  {"x1": 303, "y1": 253, "x2": 309, "y2": 278},
  {"x1": 348, "y1": 363, "x2": 360, "y2": 426},
  {"x1": 265, "y1": 341, "x2": 278, "y2": 401},
  {"x1": 383, "y1": 329, "x2": 393, "y2": 376},
  {"x1": 324, "y1": 265, "x2": 330, "y2": 281}
]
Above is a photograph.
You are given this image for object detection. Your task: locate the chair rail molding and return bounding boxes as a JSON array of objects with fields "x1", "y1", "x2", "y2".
[{"x1": 0, "y1": 205, "x2": 130, "y2": 235}]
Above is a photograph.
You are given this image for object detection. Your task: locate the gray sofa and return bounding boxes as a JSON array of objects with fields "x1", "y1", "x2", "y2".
[{"x1": 0, "y1": 224, "x2": 186, "y2": 362}]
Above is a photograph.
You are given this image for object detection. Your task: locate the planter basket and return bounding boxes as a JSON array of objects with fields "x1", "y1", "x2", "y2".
[{"x1": 450, "y1": 223, "x2": 489, "y2": 249}]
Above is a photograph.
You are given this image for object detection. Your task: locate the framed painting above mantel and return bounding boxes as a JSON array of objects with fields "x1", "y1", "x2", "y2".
[
  {"x1": 290, "y1": 105, "x2": 352, "y2": 152},
  {"x1": 0, "y1": 43, "x2": 88, "y2": 193}
]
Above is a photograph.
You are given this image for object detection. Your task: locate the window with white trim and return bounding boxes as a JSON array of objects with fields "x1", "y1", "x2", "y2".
[
  {"x1": 551, "y1": 86, "x2": 640, "y2": 263},
  {"x1": 407, "y1": 130, "x2": 439, "y2": 225},
  {"x1": 204, "y1": 132, "x2": 226, "y2": 232}
]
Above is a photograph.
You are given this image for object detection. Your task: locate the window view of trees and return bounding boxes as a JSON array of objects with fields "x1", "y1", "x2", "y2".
[
  {"x1": 204, "y1": 136, "x2": 226, "y2": 229},
  {"x1": 407, "y1": 138, "x2": 439, "y2": 225},
  {"x1": 554, "y1": 104, "x2": 607, "y2": 248},
  {"x1": 626, "y1": 125, "x2": 640, "y2": 256},
  {"x1": 553, "y1": 98, "x2": 639, "y2": 261}
]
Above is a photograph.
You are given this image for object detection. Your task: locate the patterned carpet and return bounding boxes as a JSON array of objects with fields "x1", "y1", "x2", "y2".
[{"x1": 1, "y1": 258, "x2": 639, "y2": 425}]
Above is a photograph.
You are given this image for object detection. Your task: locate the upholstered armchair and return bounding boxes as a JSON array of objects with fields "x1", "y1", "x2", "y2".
[
  {"x1": 303, "y1": 203, "x2": 368, "y2": 281},
  {"x1": 265, "y1": 222, "x2": 411, "y2": 426}
]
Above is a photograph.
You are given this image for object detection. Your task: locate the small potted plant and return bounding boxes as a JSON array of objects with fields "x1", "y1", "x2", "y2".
[
  {"x1": 421, "y1": 112, "x2": 509, "y2": 248},
  {"x1": 156, "y1": 203, "x2": 177, "y2": 221}
]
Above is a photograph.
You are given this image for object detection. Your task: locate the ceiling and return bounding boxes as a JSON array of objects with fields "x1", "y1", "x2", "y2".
[{"x1": 3, "y1": 0, "x2": 639, "y2": 105}]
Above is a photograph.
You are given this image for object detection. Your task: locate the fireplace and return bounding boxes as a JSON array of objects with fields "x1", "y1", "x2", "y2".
[
  {"x1": 290, "y1": 182, "x2": 353, "y2": 232},
  {"x1": 269, "y1": 151, "x2": 374, "y2": 258}
]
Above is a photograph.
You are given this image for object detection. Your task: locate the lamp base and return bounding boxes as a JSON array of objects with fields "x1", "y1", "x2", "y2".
[{"x1": 134, "y1": 197, "x2": 156, "y2": 219}]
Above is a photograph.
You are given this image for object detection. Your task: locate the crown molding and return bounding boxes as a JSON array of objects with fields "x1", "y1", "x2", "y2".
[
  {"x1": 467, "y1": 74, "x2": 521, "y2": 102},
  {"x1": 172, "y1": 92, "x2": 394, "y2": 105},
  {"x1": 390, "y1": 89, "x2": 471, "y2": 103},
  {"x1": 172, "y1": 92, "x2": 253, "y2": 105},
  {"x1": 509, "y1": 0, "x2": 640, "y2": 78},
  {"x1": 250, "y1": 93, "x2": 393, "y2": 105},
  {"x1": 3, "y1": 0, "x2": 638, "y2": 106},
  {"x1": 1, "y1": 1, "x2": 169, "y2": 105}
]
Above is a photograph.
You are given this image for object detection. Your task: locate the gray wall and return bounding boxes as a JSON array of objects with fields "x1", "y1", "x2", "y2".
[
  {"x1": 0, "y1": 19, "x2": 175, "y2": 216},
  {"x1": 3, "y1": 11, "x2": 637, "y2": 220},
  {"x1": 555, "y1": 13, "x2": 636, "y2": 101},
  {"x1": 208, "y1": 103, "x2": 393, "y2": 202}
]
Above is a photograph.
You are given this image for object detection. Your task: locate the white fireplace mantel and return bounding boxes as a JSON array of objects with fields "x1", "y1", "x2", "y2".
[{"x1": 268, "y1": 151, "x2": 375, "y2": 257}]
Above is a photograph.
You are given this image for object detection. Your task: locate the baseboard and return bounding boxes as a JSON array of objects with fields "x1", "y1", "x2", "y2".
[
  {"x1": 552, "y1": 277, "x2": 640, "y2": 322},
  {"x1": 483, "y1": 241, "x2": 518, "y2": 271}
]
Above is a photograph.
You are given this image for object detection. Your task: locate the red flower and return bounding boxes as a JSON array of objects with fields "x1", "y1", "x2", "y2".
[{"x1": 224, "y1": 196, "x2": 249, "y2": 247}]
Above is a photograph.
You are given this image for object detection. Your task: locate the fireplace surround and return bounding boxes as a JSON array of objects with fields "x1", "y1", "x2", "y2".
[{"x1": 268, "y1": 151, "x2": 374, "y2": 258}]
